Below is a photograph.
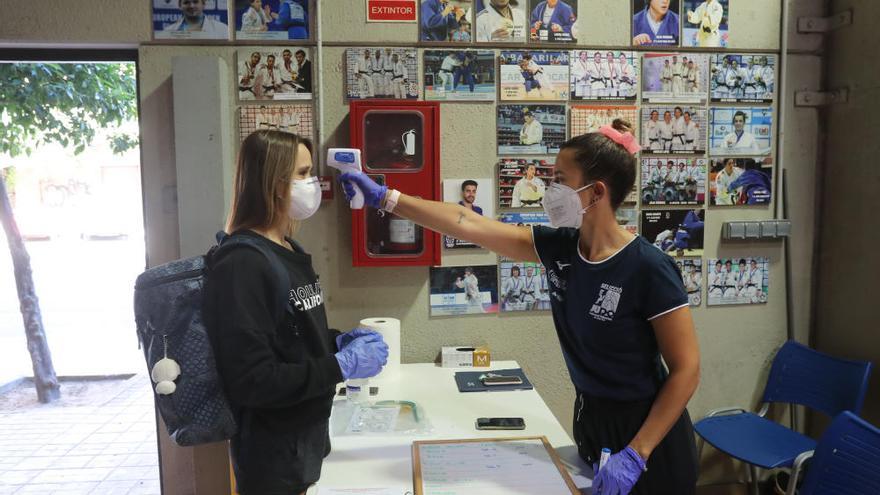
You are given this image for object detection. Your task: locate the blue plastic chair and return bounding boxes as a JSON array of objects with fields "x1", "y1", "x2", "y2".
[
  {"x1": 694, "y1": 341, "x2": 872, "y2": 494},
  {"x1": 790, "y1": 411, "x2": 880, "y2": 495}
]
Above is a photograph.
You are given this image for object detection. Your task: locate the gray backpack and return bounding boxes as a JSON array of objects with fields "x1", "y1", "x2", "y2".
[{"x1": 134, "y1": 232, "x2": 291, "y2": 446}]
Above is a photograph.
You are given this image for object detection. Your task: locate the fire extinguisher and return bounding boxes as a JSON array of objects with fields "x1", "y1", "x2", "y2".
[{"x1": 386, "y1": 213, "x2": 419, "y2": 253}]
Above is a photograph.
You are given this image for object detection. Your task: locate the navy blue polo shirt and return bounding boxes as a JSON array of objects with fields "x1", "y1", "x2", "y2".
[{"x1": 532, "y1": 226, "x2": 688, "y2": 401}]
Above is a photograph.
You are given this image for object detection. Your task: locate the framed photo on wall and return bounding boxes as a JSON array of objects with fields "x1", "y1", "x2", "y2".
[
  {"x1": 497, "y1": 159, "x2": 553, "y2": 209},
  {"x1": 640, "y1": 158, "x2": 707, "y2": 206},
  {"x1": 234, "y1": 0, "x2": 312, "y2": 40},
  {"x1": 632, "y1": 0, "x2": 680, "y2": 47},
  {"x1": 345, "y1": 48, "x2": 419, "y2": 100},
  {"x1": 236, "y1": 48, "x2": 312, "y2": 101},
  {"x1": 423, "y1": 50, "x2": 496, "y2": 101},
  {"x1": 570, "y1": 105, "x2": 639, "y2": 138},
  {"x1": 641, "y1": 53, "x2": 708, "y2": 105},
  {"x1": 709, "y1": 157, "x2": 773, "y2": 206},
  {"x1": 442, "y1": 178, "x2": 494, "y2": 248},
  {"x1": 640, "y1": 106, "x2": 707, "y2": 154},
  {"x1": 497, "y1": 104, "x2": 567, "y2": 155},
  {"x1": 707, "y1": 257, "x2": 769, "y2": 306},
  {"x1": 709, "y1": 107, "x2": 773, "y2": 156},
  {"x1": 682, "y1": 0, "x2": 729, "y2": 48},
  {"x1": 527, "y1": 0, "x2": 578, "y2": 43},
  {"x1": 641, "y1": 209, "x2": 705, "y2": 258},
  {"x1": 429, "y1": 265, "x2": 499, "y2": 316},
  {"x1": 420, "y1": 0, "x2": 474, "y2": 42},
  {"x1": 710, "y1": 54, "x2": 777, "y2": 104},
  {"x1": 570, "y1": 51, "x2": 638, "y2": 102},
  {"x1": 238, "y1": 104, "x2": 314, "y2": 141},
  {"x1": 499, "y1": 51, "x2": 570, "y2": 101},
  {"x1": 474, "y1": 0, "x2": 528, "y2": 43}
]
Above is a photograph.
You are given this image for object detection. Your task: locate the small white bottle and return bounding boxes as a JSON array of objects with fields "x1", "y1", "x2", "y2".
[{"x1": 346, "y1": 378, "x2": 369, "y2": 404}]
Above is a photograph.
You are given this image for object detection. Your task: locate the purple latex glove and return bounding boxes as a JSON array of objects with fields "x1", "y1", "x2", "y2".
[
  {"x1": 338, "y1": 171, "x2": 388, "y2": 209},
  {"x1": 335, "y1": 327, "x2": 381, "y2": 351},
  {"x1": 593, "y1": 446, "x2": 646, "y2": 495},
  {"x1": 334, "y1": 333, "x2": 389, "y2": 381}
]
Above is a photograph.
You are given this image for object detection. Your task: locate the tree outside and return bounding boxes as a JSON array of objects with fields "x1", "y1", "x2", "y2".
[{"x1": 0, "y1": 61, "x2": 139, "y2": 402}]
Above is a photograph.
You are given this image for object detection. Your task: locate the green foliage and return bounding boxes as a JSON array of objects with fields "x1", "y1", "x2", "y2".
[{"x1": 0, "y1": 62, "x2": 138, "y2": 157}]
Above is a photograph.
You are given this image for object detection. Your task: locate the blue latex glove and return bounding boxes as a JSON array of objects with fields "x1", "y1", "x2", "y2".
[
  {"x1": 338, "y1": 172, "x2": 388, "y2": 209},
  {"x1": 593, "y1": 446, "x2": 646, "y2": 495},
  {"x1": 334, "y1": 333, "x2": 389, "y2": 380},
  {"x1": 335, "y1": 327, "x2": 380, "y2": 351}
]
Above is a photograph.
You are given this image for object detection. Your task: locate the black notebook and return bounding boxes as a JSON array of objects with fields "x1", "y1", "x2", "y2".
[{"x1": 454, "y1": 368, "x2": 534, "y2": 392}]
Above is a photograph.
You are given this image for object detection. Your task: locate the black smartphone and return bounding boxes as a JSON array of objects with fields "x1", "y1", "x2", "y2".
[
  {"x1": 481, "y1": 375, "x2": 523, "y2": 386},
  {"x1": 475, "y1": 417, "x2": 526, "y2": 430}
]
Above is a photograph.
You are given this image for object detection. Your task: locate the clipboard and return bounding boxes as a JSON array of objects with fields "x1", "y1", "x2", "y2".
[{"x1": 411, "y1": 436, "x2": 579, "y2": 495}]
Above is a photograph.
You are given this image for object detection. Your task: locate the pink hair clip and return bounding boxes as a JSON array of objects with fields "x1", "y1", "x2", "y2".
[{"x1": 599, "y1": 125, "x2": 641, "y2": 155}]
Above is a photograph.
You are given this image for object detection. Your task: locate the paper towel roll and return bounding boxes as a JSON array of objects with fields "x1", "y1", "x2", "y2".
[{"x1": 360, "y1": 317, "x2": 400, "y2": 381}]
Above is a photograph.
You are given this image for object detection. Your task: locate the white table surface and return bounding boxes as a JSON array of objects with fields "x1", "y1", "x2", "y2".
[{"x1": 309, "y1": 361, "x2": 592, "y2": 494}]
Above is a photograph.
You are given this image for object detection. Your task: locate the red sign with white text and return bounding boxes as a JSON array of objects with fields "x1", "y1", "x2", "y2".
[{"x1": 366, "y1": 0, "x2": 417, "y2": 22}]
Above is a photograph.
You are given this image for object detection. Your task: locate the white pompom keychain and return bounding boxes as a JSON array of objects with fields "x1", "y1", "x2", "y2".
[{"x1": 150, "y1": 335, "x2": 181, "y2": 395}]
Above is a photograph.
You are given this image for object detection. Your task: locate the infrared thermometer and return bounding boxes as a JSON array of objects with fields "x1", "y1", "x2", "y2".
[{"x1": 326, "y1": 148, "x2": 364, "y2": 209}]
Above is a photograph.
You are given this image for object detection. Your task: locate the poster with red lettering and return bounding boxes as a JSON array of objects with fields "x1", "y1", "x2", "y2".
[{"x1": 367, "y1": 0, "x2": 417, "y2": 22}]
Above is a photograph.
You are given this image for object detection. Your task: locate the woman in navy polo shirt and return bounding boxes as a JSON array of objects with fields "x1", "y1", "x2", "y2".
[{"x1": 339, "y1": 119, "x2": 700, "y2": 495}]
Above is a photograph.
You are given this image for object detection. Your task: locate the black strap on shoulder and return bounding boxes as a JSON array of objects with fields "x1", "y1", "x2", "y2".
[{"x1": 211, "y1": 230, "x2": 294, "y2": 319}]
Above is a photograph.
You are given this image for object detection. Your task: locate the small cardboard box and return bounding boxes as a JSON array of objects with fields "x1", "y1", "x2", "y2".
[{"x1": 441, "y1": 346, "x2": 491, "y2": 368}]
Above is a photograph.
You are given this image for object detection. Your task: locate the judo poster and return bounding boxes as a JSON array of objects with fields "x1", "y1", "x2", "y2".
[
  {"x1": 420, "y1": 0, "x2": 474, "y2": 42},
  {"x1": 153, "y1": 0, "x2": 229, "y2": 40},
  {"x1": 709, "y1": 157, "x2": 773, "y2": 206},
  {"x1": 640, "y1": 106, "x2": 707, "y2": 155},
  {"x1": 641, "y1": 53, "x2": 708, "y2": 105},
  {"x1": 527, "y1": 0, "x2": 578, "y2": 43},
  {"x1": 710, "y1": 54, "x2": 776, "y2": 103},
  {"x1": 632, "y1": 0, "x2": 680, "y2": 47},
  {"x1": 617, "y1": 208, "x2": 639, "y2": 234},
  {"x1": 682, "y1": 0, "x2": 728, "y2": 48},
  {"x1": 678, "y1": 259, "x2": 703, "y2": 306},
  {"x1": 640, "y1": 158, "x2": 707, "y2": 206},
  {"x1": 499, "y1": 262, "x2": 550, "y2": 312},
  {"x1": 709, "y1": 107, "x2": 773, "y2": 156},
  {"x1": 475, "y1": 0, "x2": 528, "y2": 43},
  {"x1": 345, "y1": 48, "x2": 419, "y2": 100},
  {"x1": 498, "y1": 211, "x2": 551, "y2": 228},
  {"x1": 497, "y1": 104, "x2": 566, "y2": 155},
  {"x1": 237, "y1": 48, "x2": 312, "y2": 101},
  {"x1": 570, "y1": 51, "x2": 639, "y2": 102},
  {"x1": 442, "y1": 178, "x2": 494, "y2": 248},
  {"x1": 570, "y1": 105, "x2": 639, "y2": 138},
  {"x1": 707, "y1": 257, "x2": 769, "y2": 306},
  {"x1": 234, "y1": 0, "x2": 311, "y2": 40},
  {"x1": 238, "y1": 104, "x2": 314, "y2": 141},
  {"x1": 500, "y1": 51, "x2": 569, "y2": 101},
  {"x1": 642, "y1": 209, "x2": 705, "y2": 258},
  {"x1": 423, "y1": 50, "x2": 496, "y2": 101},
  {"x1": 497, "y1": 159, "x2": 553, "y2": 209},
  {"x1": 429, "y1": 265, "x2": 499, "y2": 316}
]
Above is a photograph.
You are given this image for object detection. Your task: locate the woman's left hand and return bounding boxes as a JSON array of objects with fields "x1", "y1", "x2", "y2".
[
  {"x1": 335, "y1": 327, "x2": 381, "y2": 351},
  {"x1": 593, "y1": 446, "x2": 646, "y2": 495}
]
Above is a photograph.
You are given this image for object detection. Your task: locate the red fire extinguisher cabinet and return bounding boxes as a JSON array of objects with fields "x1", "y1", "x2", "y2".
[{"x1": 349, "y1": 100, "x2": 441, "y2": 267}]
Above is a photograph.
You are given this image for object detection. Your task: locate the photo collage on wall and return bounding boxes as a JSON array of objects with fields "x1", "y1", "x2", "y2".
[{"x1": 153, "y1": 0, "x2": 777, "y2": 316}]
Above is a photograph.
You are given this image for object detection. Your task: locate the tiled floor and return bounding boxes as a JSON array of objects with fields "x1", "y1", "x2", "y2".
[{"x1": 0, "y1": 374, "x2": 160, "y2": 494}]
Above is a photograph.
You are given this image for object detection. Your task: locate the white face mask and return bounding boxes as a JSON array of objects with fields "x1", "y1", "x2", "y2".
[
  {"x1": 289, "y1": 177, "x2": 321, "y2": 220},
  {"x1": 542, "y1": 182, "x2": 596, "y2": 229}
]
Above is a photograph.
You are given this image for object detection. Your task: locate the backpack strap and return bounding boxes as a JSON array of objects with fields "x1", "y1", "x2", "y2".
[{"x1": 211, "y1": 231, "x2": 294, "y2": 320}]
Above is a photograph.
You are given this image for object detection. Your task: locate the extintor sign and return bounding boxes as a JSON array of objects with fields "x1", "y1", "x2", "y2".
[{"x1": 366, "y1": 0, "x2": 417, "y2": 22}]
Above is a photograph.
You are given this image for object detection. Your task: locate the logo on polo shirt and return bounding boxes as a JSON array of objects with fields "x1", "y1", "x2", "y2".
[
  {"x1": 290, "y1": 281, "x2": 324, "y2": 312},
  {"x1": 589, "y1": 283, "x2": 622, "y2": 322}
]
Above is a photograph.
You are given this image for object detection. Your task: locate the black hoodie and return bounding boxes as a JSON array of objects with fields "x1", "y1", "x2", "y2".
[{"x1": 207, "y1": 231, "x2": 343, "y2": 432}]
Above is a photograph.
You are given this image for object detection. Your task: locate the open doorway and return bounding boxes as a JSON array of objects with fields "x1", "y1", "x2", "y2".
[{"x1": 0, "y1": 51, "x2": 160, "y2": 494}]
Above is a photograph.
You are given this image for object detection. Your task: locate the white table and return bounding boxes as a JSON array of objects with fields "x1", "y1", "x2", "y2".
[{"x1": 309, "y1": 361, "x2": 592, "y2": 494}]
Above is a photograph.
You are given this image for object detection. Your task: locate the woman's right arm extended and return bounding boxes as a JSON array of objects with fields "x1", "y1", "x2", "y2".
[
  {"x1": 394, "y1": 192, "x2": 539, "y2": 263},
  {"x1": 341, "y1": 171, "x2": 539, "y2": 262}
]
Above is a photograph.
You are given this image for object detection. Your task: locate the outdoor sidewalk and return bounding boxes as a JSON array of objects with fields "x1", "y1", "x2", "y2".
[{"x1": 0, "y1": 374, "x2": 160, "y2": 495}]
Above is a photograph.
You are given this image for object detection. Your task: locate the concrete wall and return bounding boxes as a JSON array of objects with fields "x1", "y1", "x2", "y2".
[
  {"x1": 0, "y1": 0, "x2": 833, "y2": 490},
  {"x1": 814, "y1": 0, "x2": 880, "y2": 427}
]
